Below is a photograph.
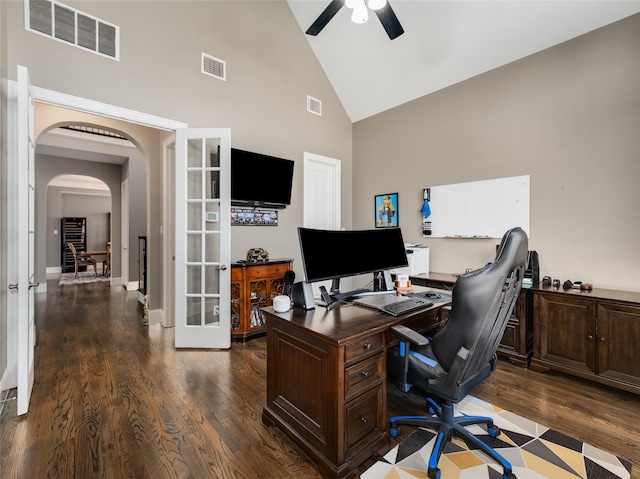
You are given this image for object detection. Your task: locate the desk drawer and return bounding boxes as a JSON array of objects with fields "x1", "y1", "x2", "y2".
[
  {"x1": 345, "y1": 354, "x2": 383, "y2": 402},
  {"x1": 345, "y1": 333, "x2": 384, "y2": 365},
  {"x1": 345, "y1": 385, "x2": 384, "y2": 458}
]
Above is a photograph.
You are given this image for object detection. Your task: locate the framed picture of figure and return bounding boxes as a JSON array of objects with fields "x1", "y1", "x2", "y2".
[{"x1": 374, "y1": 193, "x2": 398, "y2": 228}]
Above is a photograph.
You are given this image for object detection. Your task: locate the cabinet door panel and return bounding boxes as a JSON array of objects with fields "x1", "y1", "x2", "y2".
[
  {"x1": 539, "y1": 294, "x2": 596, "y2": 373},
  {"x1": 597, "y1": 303, "x2": 640, "y2": 386}
]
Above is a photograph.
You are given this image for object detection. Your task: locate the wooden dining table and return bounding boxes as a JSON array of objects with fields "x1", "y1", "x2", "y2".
[{"x1": 80, "y1": 250, "x2": 108, "y2": 276}]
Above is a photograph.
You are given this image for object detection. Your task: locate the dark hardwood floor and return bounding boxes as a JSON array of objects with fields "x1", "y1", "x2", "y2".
[{"x1": 1, "y1": 278, "x2": 638, "y2": 478}]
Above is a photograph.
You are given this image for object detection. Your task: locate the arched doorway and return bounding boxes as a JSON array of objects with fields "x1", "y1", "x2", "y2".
[{"x1": 45, "y1": 174, "x2": 111, "y2": 279}]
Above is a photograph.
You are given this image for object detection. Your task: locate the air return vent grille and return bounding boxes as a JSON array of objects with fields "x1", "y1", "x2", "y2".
[
  {"x1": 307, "y1": 96, "x2": 322, "y2": 116},
  {"x1": 202, "y1": 53, "x2": 226, "y2": 81},
  {"x1": 25, "y1": 0, "x2": 119, "y2": 60}
]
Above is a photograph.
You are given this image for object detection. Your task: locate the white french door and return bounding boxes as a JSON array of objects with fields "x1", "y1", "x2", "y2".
[
  {"x1": 174, "y1": 129, "x2": 231, "y2": 349},
  {"x1": 11, "y1": 66, "x2": 37, "y2": 415}
]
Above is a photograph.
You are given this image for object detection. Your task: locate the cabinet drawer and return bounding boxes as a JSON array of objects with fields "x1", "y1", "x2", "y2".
[
  {"x1": 246, "y1": 265, "x2": 270, "y2": 280},
  {"x1": 345, "y1": 354, "x2": 383, "y2": 402},
  {"x1": 345, "y1": 386, "x2": 384, "y2": 457},
  {"x1": 345, "y1": 333, "x2": 384, "y2": 365},
  {"x1": 231, "y1": 267, "x2": 244, "y2": 282},
  {"x1": 268, "y1": 263, "x2": 290, "y2": 277}
]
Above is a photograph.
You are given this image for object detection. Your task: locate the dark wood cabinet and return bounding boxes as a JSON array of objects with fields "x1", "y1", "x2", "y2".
[
  {"x1": 230, "y1": 259, "x2": 293, "y2": 341},
  {"x1": 410, "y1": 271, "x2": 533, "y2": 367},
  {"x1": 530, "y1": 286, "x2": 640, "y2": 395}
]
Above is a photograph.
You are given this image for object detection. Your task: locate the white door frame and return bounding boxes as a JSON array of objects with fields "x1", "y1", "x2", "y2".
[
  {"x1": 5, "y1": 83, "x2": 187, "y2": 415},
  {"x1": 302, "y1": 152, "x2": 341, "y2": 296},
  {"x1": 162, "y1": 134, "x2": 176, "y2": 328},
  {"x1": 303, "y1": 152, "x2": 341, "y2": 229}
]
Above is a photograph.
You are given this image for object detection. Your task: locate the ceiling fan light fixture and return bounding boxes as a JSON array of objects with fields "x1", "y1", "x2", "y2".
[
  {"x1": 351, "y1": 2, "x2": 369, "y2": 24},
  {"x1": 345, "y1": 0, "x2": 359, "y2": 9},
  {"x1": 366, "y1": 0, "x2": 387, "y2": 11}
]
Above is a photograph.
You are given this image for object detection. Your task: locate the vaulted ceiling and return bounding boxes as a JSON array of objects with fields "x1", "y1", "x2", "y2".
[{"x1": 287, "y1": 1, "x2": 640, "y2": 122}]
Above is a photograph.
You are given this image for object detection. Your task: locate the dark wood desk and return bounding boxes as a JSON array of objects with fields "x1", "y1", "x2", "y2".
[{"x1": 261, "y1": 299, "x2": 447, "y2": 479}]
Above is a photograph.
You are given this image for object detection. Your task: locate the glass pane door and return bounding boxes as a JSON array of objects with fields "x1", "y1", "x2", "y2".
[{"x1": 175, "y1": 129, "x2": 230, "y2": 348}]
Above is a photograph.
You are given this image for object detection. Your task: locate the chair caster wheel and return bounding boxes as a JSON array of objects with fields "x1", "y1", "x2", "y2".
[
  {"x1": 487, "y1": 425, "x2": 501, "y2": 438},
  {"x1": 428, "y1": 467, "x2": 441, "y2": 479},
  {"x1": 389, "y1": 426, "x2": 401, "y2": 438}
]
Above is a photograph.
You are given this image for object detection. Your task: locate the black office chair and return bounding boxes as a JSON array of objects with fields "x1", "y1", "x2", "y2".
[{"x1": 387, "y1": 227, "x2": 528, "y2": 479}]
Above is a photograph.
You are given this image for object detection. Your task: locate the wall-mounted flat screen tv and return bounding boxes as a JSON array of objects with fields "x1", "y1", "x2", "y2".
[{"x1": 231, "y1": 148, "x2": 294, "y2": 209}]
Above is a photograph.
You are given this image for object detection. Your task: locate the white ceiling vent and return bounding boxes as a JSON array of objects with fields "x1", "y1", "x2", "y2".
[
  {"x1": 24, "y1": 0, "x2": 119, "y2": 60},
  {"x1": 202, "y1": 53, "x2": 226, "y2": 81},
  {"x1": 307, "y1": 96, "x2": 322, "y2": 116}
]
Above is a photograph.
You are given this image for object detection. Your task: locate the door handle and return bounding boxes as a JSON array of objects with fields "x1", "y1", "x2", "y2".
[
  {"x1": 29, "y1": 281, "x2": 40, "y2": 290},
  {"x1": 8, "y1": 283, "x2": 18, "y2": 290},
  {"x1": 218, "y1": 265, "x2": 228, "y2": 271}
]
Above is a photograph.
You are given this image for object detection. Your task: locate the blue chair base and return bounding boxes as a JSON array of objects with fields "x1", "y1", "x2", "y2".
[{"x1": 389, "y1": 399, "x2": 516, "y2": 479}]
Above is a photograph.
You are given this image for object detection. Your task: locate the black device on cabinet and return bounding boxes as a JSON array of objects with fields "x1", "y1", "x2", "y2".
[{"x1": 230, "y1": 148, "x2": 294, "y2": 209}]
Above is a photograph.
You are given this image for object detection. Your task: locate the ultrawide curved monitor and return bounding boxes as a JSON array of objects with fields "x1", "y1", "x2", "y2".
[{"x1": 298, "y1": 227, "x2": 409, "y2": 284}]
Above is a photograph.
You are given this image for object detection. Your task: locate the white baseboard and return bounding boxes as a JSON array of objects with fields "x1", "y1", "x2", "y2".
[
  {"x1": 127, "y1": 281, "x2": 139, "y2": 292},
  {"x1": 46, "y1": 266, "x2": 62, "y2": 274},
  {"x1": 35, "y1": 282, "x2": 47, "y2": 294}
]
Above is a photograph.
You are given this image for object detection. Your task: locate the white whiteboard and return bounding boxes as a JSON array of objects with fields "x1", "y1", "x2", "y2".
[{"x1": 423, "y1": 175, "x2": 530, "y2": 238}]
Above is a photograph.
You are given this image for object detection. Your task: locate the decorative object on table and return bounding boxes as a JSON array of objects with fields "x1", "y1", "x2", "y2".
[
  {"x1": 394, "y1": 273, "x2": 412, "y2": 291},
  {"x1": 246, "y1": 247, "x2": 269, "y2": 262},
  {"x1": 375, "y1": 192, "x2": 398, "y2": 228},
  {"x1": 362, "y1": 395, "x2": 632, "y2": 479},
  {"x1": 231, "y1": 208, "x2": 278, "y2": 226}
]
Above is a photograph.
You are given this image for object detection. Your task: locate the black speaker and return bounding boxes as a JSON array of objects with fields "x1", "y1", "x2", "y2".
[
  {"x1": 283, "y1": 270, "x2": 295, "y2": 297},
  {"x1": 525, "y1": 251, "x2": 540, "y2": 285},
  {"x1": 292, "y1": 281, "x2": 315, "y2": 309}
]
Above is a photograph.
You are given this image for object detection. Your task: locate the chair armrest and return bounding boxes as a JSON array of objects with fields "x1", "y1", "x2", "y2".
[{"x1": 391, "y1": 325, "x2": 430, "y2": 347}]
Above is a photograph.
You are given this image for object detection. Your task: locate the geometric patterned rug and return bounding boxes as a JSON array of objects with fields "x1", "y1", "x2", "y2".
[
  {"x1": 58, "y1": 271, "x2": 110, "y2": 285},
  {"x1": 362, "y1": 396, "x2": 632, "y2": 479}
]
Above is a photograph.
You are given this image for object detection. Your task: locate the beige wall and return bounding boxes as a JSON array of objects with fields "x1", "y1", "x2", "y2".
[
  {"x1": 353, "y1": 14, "x2": 640, "y2": 292},
  {"x1": 4, "y1": 1, "x2": 353, "y2": 308}
]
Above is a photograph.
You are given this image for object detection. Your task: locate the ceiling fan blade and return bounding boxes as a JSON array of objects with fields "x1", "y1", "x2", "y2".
[
  {"x1": 306, "y1": 0, "x2": 345, "y2": 36},
  {"x1": 375, "y1": 2, "x2": 404, "y2": 40}
]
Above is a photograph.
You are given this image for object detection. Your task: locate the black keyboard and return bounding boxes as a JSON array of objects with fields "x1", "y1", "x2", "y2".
[{"x1": 382, "y1": 298, "x2": 434, "y2": 316}]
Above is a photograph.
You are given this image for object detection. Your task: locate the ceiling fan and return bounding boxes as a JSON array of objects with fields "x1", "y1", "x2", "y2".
[{"x1": 306, "y1": 0, "x2": 404, "y2": 40}]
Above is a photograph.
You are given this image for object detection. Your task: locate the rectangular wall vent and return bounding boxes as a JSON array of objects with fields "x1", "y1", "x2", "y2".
[
  {"x1": 307, "y1": 96, "x2": 322, "y2": 116},
  {"x1": 24, "y1": 0, "x2": 119, "y2": 60},
  {"x1": 202, "y1": 53, "x2": 226, "y2": 81}
]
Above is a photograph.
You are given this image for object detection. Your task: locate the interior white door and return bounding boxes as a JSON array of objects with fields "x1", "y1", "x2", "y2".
[
  {"x1": 303, "y1": 152, "x2": 341, "y2": 229},
  {"x1": 15, "y1": 65, "x2": 37, "y2": 415},
  {"x1": 174, "y1": 129, "x2": 231, "y2": 349},
  {"x1": 303, "y1": 152, "x2": 341, "y2": 295}
]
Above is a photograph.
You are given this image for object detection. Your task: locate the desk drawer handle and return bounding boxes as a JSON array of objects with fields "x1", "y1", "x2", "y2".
[
  {"x1": 361, "y1": 371, "x2": 371, "y2": 379},
  {"x1": 360, "y1": 416, "x2": 368, "y2": 424},
  {"x1": 363, "y1": 343, "x2": 372, "y2": 350},
  {"x1": 587, "y1": 335, "x2": 594, "y2": 341},
  {"x1": 600, "y1": 337, "x2": 606, "y2": 343}
]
